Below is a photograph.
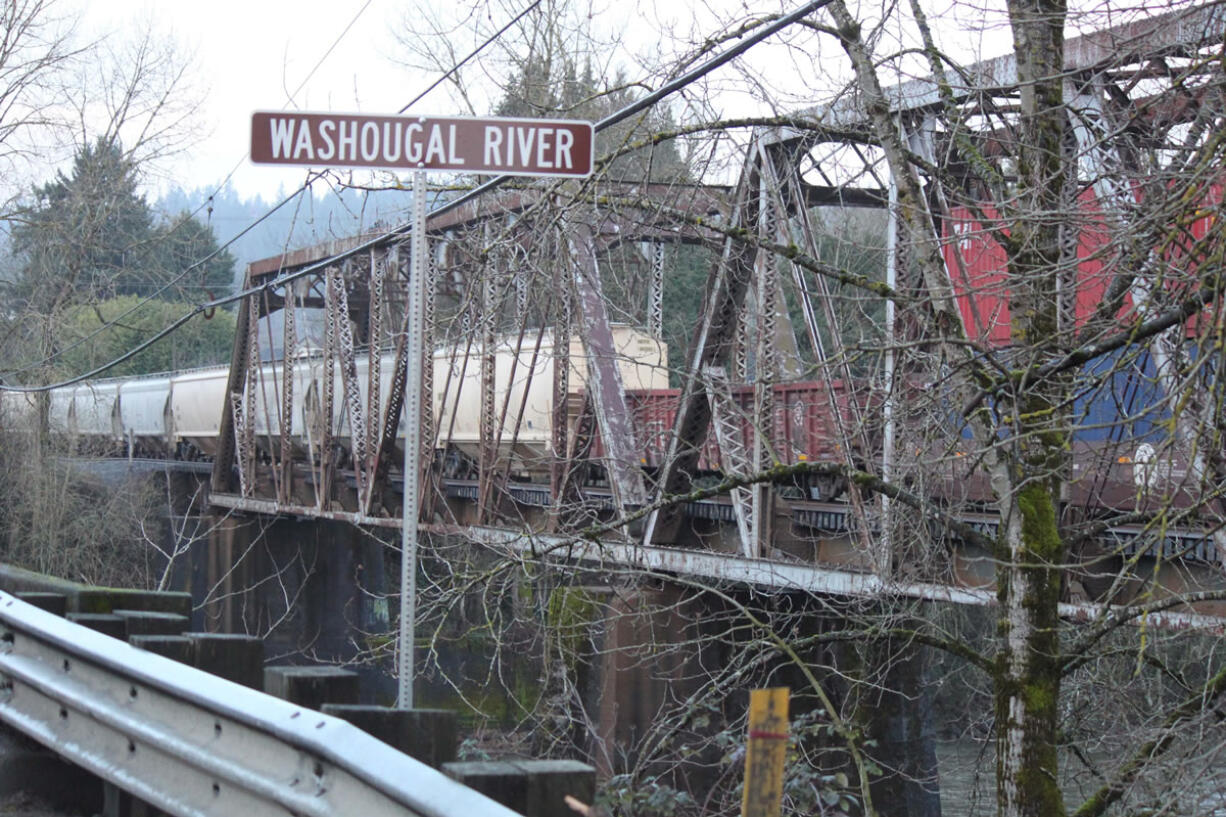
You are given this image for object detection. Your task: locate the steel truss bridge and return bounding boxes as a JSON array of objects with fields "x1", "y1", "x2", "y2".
[{"x1": 202, "y1": 3, "x2": 1226, "y2": 628}]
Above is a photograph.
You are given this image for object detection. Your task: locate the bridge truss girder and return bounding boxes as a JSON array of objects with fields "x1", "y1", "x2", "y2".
[
  {"x1": 208, "y1": 184, "x2": 729, "y2": 530},
  {"x1": 209, "y1": 4, "x2": 1226, "y2": 581}
]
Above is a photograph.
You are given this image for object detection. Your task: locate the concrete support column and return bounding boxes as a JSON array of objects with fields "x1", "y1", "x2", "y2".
[
  {"x1": 442, "y1": 759, "x2": 595, "y2": 817},
  {"x1": 323, "y1": 705, "x2": 458, "y2": 768},
  {"x1": 839, "y1": 631, "x2": 941, "y2": 817}
]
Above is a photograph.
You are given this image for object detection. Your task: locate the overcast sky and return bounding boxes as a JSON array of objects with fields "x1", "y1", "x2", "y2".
[
  {"x1": 69, "y1": 0, "x2": 1019, "y2": 206},
  {"x1": 72, "y1": 0, "x2": 861, "y2": 202},
  {"x1": 79, "y1": 0, "x2": 411, "y2": 200}
]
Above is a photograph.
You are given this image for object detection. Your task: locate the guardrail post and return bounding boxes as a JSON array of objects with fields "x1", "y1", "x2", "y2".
[{"x1": 103, "y1": 782, "x2": 169, "y2": 817}]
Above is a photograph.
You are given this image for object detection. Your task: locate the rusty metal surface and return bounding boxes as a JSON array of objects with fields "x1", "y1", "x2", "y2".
[
  {"x1": 760, "y1": 2, "x2": 1226, "y2": 145},
  {"x1": 477, "y1": 251, "x2": 500, "y2": 520},
  {"x1": 549, "y1": 237, "x2": 572, "y2": 519},
  {"x1": 704, "y1": 366, "x2": 755, "y2": 556},
  {"x1": 646, "y1": 149, "x2": 761, "y2": 544},
  {"x1": 373, "y1": 246, "x2": 411, "y2": 514},
  {"x1": 439, "y1": 523, "x2": 1226, "y2": 633},
  {"x1": 418, "y1": 241, "x2": 437, "y2": 514},
  {"x1": 566, "y1": 220, "x2": 647, "y2": 510},
  {"x1": 328, "y1": 265, "x2": 369, "y2": 504}
]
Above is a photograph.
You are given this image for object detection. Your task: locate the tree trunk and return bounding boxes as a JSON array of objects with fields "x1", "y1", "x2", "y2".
[
  {"x1": 994, "y1": 0, "x2": 1070, "y2": 814},
  {"x1": 993, "y1": 482, "x2": 1066, "y2": 817}
]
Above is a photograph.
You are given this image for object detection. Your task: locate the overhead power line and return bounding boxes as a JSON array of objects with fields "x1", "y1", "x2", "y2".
[
  {"x1": 398, "y1": 0, "x2": 543, "y2": 115},
  {"x1": 0, "y1": 0, "x2": 833, "y2": 393},
  {"x1": 2, "y1": 0, "x2": 533, "y2": 381}
]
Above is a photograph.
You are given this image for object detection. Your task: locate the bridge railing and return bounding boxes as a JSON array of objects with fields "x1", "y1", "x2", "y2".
[{"x1": 0, "y1": 591, "x2": 521, "y2": 817}]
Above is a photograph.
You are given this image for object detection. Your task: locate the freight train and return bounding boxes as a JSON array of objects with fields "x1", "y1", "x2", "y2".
[
  {"x1": 0, "y1": 326, "x2": 661, "y2": 462},
  {"x1": 0, "y1": 324, "x2": 875, "y2": 504},
  {"x1": 0, "y1": 311, "x2": 1203, "y2": 521}
]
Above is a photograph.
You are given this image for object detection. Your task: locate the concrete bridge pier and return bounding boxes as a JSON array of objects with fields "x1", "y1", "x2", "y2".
[
  {"x1": 835, "y1": 624, "x2": 942, "y2": 817},
  {"x1": 190, "y1": 513, "x2": 393, "y2": 699},
  {"x1": 552, "y1": 582, "x2": 942, "y2": 815}
]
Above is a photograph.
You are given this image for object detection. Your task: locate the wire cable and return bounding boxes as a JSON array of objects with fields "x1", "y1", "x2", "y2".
[
  {"x1": 3, "y1": 0, "x2": 537, "y2": 381},
  {"x1": 0, "y1": 0, "x2": 832, "y2": 393},
  {"x1": 397, "y1": 0, "x2": 542, "y2": 115},
  {"x1": 0, "y1": 2, "x2": 381, "y2": 379}
]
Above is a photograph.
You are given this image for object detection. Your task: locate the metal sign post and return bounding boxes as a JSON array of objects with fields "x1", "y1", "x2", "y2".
[
  {"x1": 398, "y1": 168, "x2": 428, "y2": 710},
  {"x1": 250, "y1": 110, "x2": 594, "y2": 710}
]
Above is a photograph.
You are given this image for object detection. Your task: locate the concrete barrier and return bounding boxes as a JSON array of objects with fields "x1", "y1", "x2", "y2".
[
  {"x1": 323, "y1": 705, "x2": 458, "y2": 768},
  {"x1": 443, "y1": 759, "x2": 595, "y2": 817}
]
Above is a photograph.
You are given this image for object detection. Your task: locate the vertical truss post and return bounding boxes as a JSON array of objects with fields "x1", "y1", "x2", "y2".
[
  {"x1": 550, "y1": 227, "x2": 573, "y2": 527},
  {"x1": 278, "y1": 283, "x2": 297, "y2": 503},
  {"x1": 566, "y1": 219, "x2": 648, "y2": 512},
  {"x1": 733, "y1": 311, "x2": 750, "y2": 381},
  {"x1": 750, "y1": 169, "x2": 781, "y2": 558},
  {"x1": 644, "y1": 148, "x2": 761, "y2": 545},
  {"x1": 417, "y1": 240, "x2": 438, "y2": 516},
  {"x1": 237, "y1": 297, "x2": 260, "y2": 497},
  {"x1": 515, "y1": 245, "x2": 529, "y2": 321},
  {"x1": 477, "y1": 249, "x2": 500, "y2": 521},
  {"x1": 647, "y1": 241, "x2": 665, "y2": 339},
  {"x1": 363, "y1": 248, "x2": 384, "y2": 513},
  {"x1": 372, "y1": 246, "x2": 410, "y2": 514},
  {"x1": 318, "y1": 273, "x2": 337, "y2": 509},
  {"x1": 327, "y1": 265, "x2": 368, "y2": 504},
  {"x1": 211, "y1": 275, "x2": 257, "y2": 495},
  {"x1": 752, "y1": 146, "x2": 804, "y2": 381},
  {"x1": 704, "y1": 365, "x2": 755, "y2": 555}
]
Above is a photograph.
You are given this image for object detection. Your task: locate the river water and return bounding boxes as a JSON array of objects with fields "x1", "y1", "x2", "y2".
[{"x1": 934, "y1": 739, "x2": 1226, "y2": 816}]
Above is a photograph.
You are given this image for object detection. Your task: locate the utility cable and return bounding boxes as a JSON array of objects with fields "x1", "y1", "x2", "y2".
[
  {"x1": 3, "y1": 0, "x2": 538, "y2": 381},
  {"x1": 397, "y1": 0, "x2": 542, "y2": 114},
  {"x1": 0, "y1": 0, "x2": 832, "y2": 393},
  {"x1": 0, "y1": 2, "x2": 379, "y2": 379}
]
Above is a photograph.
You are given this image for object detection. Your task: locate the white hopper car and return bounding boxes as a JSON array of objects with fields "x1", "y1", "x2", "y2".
[{"x1": 1, "y1": 326, "x2": 669, "y2": 474}]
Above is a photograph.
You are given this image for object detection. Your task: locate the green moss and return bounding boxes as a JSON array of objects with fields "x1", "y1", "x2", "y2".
[
  {"x1": 546, "y1": 586, "x2": 598, "y2": 667},
  {"x1": 1016, "y1": 482, "x2": 1062, "y2": 562},
  {"x1": 1023, "y1": 682, "x2": 1054, "y2": 715}
]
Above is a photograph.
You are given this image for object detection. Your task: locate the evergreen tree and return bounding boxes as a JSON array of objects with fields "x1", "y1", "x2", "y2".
[
  {"x1": 10, "y1": 138, "x2": 153, "y2": 309},
  {"x1": 9, "y1": 137, "x2": 236, "y2": 310},
  {"x1": 494, "y1": 55, "x2": 691, "y2": 183},
  {"x1": 58, "y1": 295, "x2": 235, "y2": 377},
  {"x1": 149, "y1": 211, "x2": 237, "y2": 297}
]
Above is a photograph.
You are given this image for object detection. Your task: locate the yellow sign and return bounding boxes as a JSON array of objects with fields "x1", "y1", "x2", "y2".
[{"x1": 742, "y1": 687, "x2": 789, "y2": 817}]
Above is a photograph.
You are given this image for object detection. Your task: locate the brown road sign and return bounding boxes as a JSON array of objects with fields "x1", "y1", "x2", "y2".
[{"x1": 251, "y1": 112, "x2": 594, "y2": 178}]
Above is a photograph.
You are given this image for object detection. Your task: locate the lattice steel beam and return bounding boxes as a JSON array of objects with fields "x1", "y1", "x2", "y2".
[{"x1": 645, "y1": 148, "x2": 762, "y2": 545}]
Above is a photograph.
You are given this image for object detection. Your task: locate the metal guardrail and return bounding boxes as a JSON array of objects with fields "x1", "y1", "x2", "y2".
[{"x1": 0, "y1": 591, "x2": 522, "y2": 817}]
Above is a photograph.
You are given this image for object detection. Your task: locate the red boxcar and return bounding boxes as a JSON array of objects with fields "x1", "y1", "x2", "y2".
[{"x1": 590, "y1": 378, "x2": 873, "y2": 476}]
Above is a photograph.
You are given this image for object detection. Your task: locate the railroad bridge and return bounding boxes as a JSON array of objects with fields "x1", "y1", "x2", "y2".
[
  {"x1": 192, "y1": 1, "x2": 1226, "y2": 619},
  {"x1": 4, "y1": 4, "x2": 1226, "y2": 816}
]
